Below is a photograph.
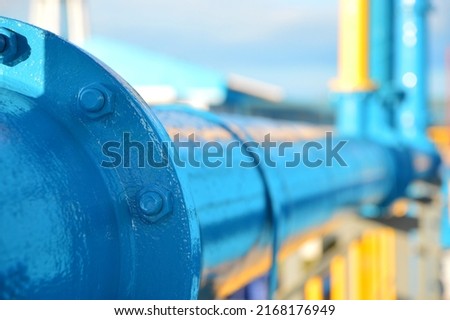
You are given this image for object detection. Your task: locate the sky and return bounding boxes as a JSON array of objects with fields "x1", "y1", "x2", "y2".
[{"x1": 0, "y1": 0, "x2": 449, "y2": 103}]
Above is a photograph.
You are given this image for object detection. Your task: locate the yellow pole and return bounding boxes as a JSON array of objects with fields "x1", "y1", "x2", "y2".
[
  {"x1": 360, "y1": 231, "x2": 378, "y2": 299},
  {"x1": 304, "y1": 276, "x2": 324, "y2": 300},
  {"x1": 330, "y1": 255, "x2": 347, "y2": 299},
  {"x1": 379, "y1": 228, "x2": 390, "y2": 299},
  {"x1": 348, "y1": 240, "x2": 362, "y2": 299},
  {"x1": 386, "y1": 228, "x2": 397, "y2": 299},
  {"x1": 332, "y1": 0, "x2": 376, "y2": 92}
]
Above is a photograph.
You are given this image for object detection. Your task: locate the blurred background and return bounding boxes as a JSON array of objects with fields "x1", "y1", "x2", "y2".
[{"x1": 1, "y1": 0, "x2": 448, "y2": 123}]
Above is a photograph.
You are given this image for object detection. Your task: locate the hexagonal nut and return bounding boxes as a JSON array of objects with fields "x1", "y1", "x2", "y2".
[
  {"x1": 0, "y1": 28, "x2": 18, "y2": 64},
  {"x1": 137, "y1": 185, "x2": 173, "y2": 223},
  {"x1": 78, "y1": 83, "x2": 115, "y2": 119}
]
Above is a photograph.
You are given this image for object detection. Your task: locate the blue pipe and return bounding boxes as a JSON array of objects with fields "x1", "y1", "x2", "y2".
[
  {"x1": 339, "y1": 0, "x2": 397, "y2": 143},
  {"x1": 0, "y1": 18, "x2": 201, "y2": 299},
  {"x1": 0, "y1": 15, "x2": 440, "y2": 300},
  {"x1": 370, "y1": 0, "x2": 395, "y2": 86},
  {"x1": 152, "y1": 106, "x2": 416, "y2": 295},
  {"x1": 395, "y1": 0, "x2": 430, "y2": 144}
]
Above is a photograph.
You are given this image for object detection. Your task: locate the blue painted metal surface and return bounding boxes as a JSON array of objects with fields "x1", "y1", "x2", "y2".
[
  {"x1": 0, "y1": 8, "x2": 441, "y2": 300},
  {"x1": 0, "y1": 17, "x2": 201, "y2": 299},
  {"x1": 336, "y1": 0, "x2": 439, "y2": 181},
  {"x1": 395, "y1": 0, "x2": 430, "y2": 145},
  {"x1": 393, "y1": 0, "x2": 441, "y2": 183},
  {"x1": 367, "y1": 0, "x2": 398, "y2": 143},
  {"x1": 370, "y1": 0, "x2": 395, "y2": 87},
  {"x1": 153, "y1": 106, "x2": 426, "y2": 292}
]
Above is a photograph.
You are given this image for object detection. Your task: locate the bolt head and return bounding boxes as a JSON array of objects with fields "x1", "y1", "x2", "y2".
[
  {"x1": 77, "y1": 84, "x2": 114, "y2": 119},
  {"x1": 137, "y1": 186, "x2": 173, "y2": 223},
  {"x1": 139, "y1": 192, "x2": 163, "y2": 216},
  {"x1": 0, "y1": 28, "x2": 18, "y2": 64},
  {"x1": 79, "y1": 88, "x2": 106, "y2": 112},
  {"x1": 0, "y1": 34, "x2": 6, "y2": 53}
]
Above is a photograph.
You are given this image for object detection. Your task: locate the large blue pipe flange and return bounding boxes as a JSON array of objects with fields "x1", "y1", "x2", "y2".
[{"x1": 0, "y1": 17, "x2": 201, "y2": 299}]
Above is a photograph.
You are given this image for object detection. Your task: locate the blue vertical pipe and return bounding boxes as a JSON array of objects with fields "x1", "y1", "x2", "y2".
[
  {"x1": 332, "y1": 0, "x2": 375, "y2": 138},
  {"x1": 335, "y1": 93, "x2": 370, "y2": 137},
  {"x1": 395, "y1": 0, "x2": 430, "y2": 144},
  {"x1": 370, "y1": 0, "x2": 395, "y2": 86},
  {"x1": 334, "y1": 0, "x2": 390, "y2": 139},
  {"x1": 394, "y1": 0, "x2": 441, "y2": 183},
  {"x1": 366, "y1": 0, "x2": 399, "y2": 142}
]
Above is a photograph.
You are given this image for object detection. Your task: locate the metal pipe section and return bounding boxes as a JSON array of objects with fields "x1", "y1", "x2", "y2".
[
  {"x1": 395, "y1": 0, "x2": 430, "y2": 144},
  {"x1": 333, "y1": 0, "x2": 376, "y2": 93},
  {"x1": 366, "y1": 0, "x2": 399, "y2": 143},
  {"x1": 332, "y1": 0, "x2": 439, "y2": 181},
  {"x1": 331, "y1": 0, "x2": 376, "y2": 137},
  {"x1": 0, "y1": 3, "x2": 440, "y2": 300},
  {"x1": 370, "y1": 0, "x2": 395, "y2": 86},
  {"x1": 154, "y1": 107, "x2": 406, "y2": 272},
  {"x1": 393, "y1": 0, "x2": 440, "y2": 183},
  {"x1": 0, "y1": 18, "x2": 201, "y2": 299}
]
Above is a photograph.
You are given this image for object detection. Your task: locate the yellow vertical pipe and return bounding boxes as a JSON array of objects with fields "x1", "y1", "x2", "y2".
[
  {"x1": 386, "y1": 228, "x2": 397, "y2": 299},
  {"x1": 379, "y1": 228, "x2": 390, "y2": 299},
  {"x1": 360, "y1": 231, "x2": 378, "y2": 299},
  {"x1": 348, "y1": 240, "x2": 362, "y2": 299},
  {"x1": 372, "y1": 231, "x2": 381, "y2": 299},
  {"x1": 304, "y1": 276, "x2": 324, "y2": 300},
  {"x1": 330, "y1": 255, "x2": 347, "y2": 300},
  {"x1": 332, "y1": 0, "x2": 375, "y2": 92},
  {"x1": 378, "y1": 230, "x2": 386, "y2": 299}
]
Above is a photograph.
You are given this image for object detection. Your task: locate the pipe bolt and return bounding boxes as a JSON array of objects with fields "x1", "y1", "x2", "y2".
[
  {"x1": 0, "y1": 34, "x2": 7, "y2": 53},
  {"x1": 139, "y1": 192, "x2": 164, "y2": 216},
  {"x1": 79, "y1": 88, "x2": 106, "y2": 112},
  {"x1": 78, "y1": 84, "x2": 114, "y2": 119},
  {"x1": 0, "y1": 28, "x2": 18, "y2": 64},
  {"x1": 137, "y1": 186, "x2": 173, "y2": 223}
]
